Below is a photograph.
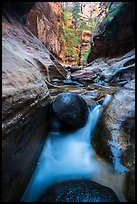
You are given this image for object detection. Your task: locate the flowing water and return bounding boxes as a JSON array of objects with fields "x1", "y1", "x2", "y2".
[{"x1": 21, "y1": 94, "x2": 126, "y2": 202}]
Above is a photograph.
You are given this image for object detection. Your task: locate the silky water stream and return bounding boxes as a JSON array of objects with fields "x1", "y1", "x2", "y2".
[{"x1": 21, "y1": 94, "x2": 127, "y2": 202}]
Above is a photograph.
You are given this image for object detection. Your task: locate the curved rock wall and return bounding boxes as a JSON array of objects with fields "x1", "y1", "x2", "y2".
[
  {"x1": 2, "y1": 44, "x2": 50, "y2": 201},
  {"x1": 2, "y1": 36, "x2": 51, "y2": 200},
  {"x1": 2, "y1": 3, "x2": 67, "y2": 201}
]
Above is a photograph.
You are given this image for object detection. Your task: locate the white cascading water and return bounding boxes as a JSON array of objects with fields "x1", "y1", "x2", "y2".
[{"x1": 21, "y1": 94, "x2": 126, "y2": 202}]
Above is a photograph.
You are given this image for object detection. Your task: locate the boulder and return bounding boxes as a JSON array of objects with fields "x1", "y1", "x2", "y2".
[
  {"x1": 52, "y1": 92, "x2": 89, "y2": 129},
  {"x1": 71, "y1": 69, "x2": 97, "y2": 82},
  {"x1": 73, "y1": 49, "x2": 135, "y2": 85},
  {"x1": 91, "y1": 79, "x2": 135, "y2": 201},
  {"x1": 40, "y1": 179, "x2": 120, "y2": 202}
]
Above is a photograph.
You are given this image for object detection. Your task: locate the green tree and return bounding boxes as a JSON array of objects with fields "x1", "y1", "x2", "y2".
[
  {"x1": 61, "y1": 10, "x2": 68, "y2": 26},
  {"x1": 71, "y1": 2, "x2": 81, "y2": 35}
]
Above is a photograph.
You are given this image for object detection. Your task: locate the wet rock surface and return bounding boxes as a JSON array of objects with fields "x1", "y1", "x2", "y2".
[
  {"x1": 49, "y1": 82, "x2": 117, "y2": 108},
  {"x1": 40, "y1": 179, "x2": 120, "y2": 202},
  {"x1": 2, "y1": 44, "x2": 51, "y2": 202},
  {"x1": 52, "y1": 92, "x2": 89, "y2": 129},
  {"x1": 123, "y1": 167, "x2": 135, "y2": 202},
  {"x1": 91, "y1": 79, "x2": 135, "y2": 201},
  {"x1": 2, "y1": 4, "x2": 68, "y2": 201},
  {"x1": 71, "y1": 49, "x2": 135, "y2": 85}
]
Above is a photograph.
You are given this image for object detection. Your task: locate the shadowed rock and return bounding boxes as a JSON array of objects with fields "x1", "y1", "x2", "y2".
[
  {"x1": 40, "y1": 179, "x2": 120, "y2": 202},
  {"x1": 2, "y1": 2, "x2": 35, "y2": 16},
  {"x1": 53, "y1": 92, "x2": 89, "y2": 129},
  {"x1": 91, "y1": 79, "x2": 135, "y2": 201},
  {"x1": 87, "y1": 2, "x2": 135, "y2": 62}
]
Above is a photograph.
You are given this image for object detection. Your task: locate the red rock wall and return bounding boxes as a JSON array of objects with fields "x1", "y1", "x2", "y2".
[{"x1": 25, "y1": 2, "x2": 65, "y2": 62}]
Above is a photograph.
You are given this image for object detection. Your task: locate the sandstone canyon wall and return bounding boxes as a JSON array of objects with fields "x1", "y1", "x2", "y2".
[
  {"x1": 2, "y1": 2, "x2": 67, "y2": 201},
  {"x1": 25, "y1": 2, "x2": 66, "y2": 62}
]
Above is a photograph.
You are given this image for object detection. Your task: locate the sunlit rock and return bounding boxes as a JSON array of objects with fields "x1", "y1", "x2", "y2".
[{"x1": 25, "y1": 2, "x2": 66, "y2": 62}]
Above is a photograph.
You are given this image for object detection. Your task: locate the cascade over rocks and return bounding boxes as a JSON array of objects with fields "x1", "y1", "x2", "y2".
[{"x1": 52, "y1": 92, "x2": 89, "y2": 129}]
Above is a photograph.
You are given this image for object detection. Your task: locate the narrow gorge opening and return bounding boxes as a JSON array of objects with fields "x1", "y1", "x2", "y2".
[{"x1": 54, "y1": 2, "x2": 110, "y2": 67}]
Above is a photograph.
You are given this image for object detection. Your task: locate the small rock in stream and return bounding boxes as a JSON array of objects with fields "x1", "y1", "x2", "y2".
[{"x1": 63, "y1": 79, "x2": 84, "y2": 87}]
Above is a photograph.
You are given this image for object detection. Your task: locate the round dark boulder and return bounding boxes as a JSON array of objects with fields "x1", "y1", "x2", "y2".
[
  {"x1": 52, "y1": 92, "x2": 89, "y2": 129},
  {"x1": 39, "y1": 179, "x2": 120, "y2": 202}
]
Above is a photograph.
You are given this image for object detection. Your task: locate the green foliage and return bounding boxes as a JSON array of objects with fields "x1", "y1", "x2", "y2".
[
  {"x1": 59, "y1": 2, "x2": 96, "y2": 64},
  {"x1": 103, "y1": 2, "x2": 111, "y2": 9},
  {"x1": 80, "y1": 21, "x2": 91, "y2": 31},
  {"x1": 65, "y1": 47, "x2": 78, "y2": 62},
  {"x1": 59, "y1": 24, "x2": 64, "y2": 35},
  {"x1": 61, "y1": 10, "x2": 68, "y2": 26},
  {"x1": 66, "y1": 47, "x2": 75, "y2": 57},
  {"x1": 90, "y1": 18, "x2": 97, "y2": 27},
  {"x1": 82, "y1": 47, "x2": 90, "y2": 59},
  {"x1": 63, "y1": 27, "x2": 79, "y2": 47},
  {"x1": 103, "y1": 3, "x2": 123, "y2": 24}
]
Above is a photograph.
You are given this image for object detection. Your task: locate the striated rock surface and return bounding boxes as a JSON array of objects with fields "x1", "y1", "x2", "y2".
[
  {"x1": 39, "y1": 179, "x2": 120, "y2": 202},
  {"x1": 98, "y1": 50, "x2": 135, "y2": 84},
  {"x1": 71, "y1": 49, "x2": 135, "y2": 85},
  {"x1": 2, "y1": 3, "x2": 68, "y2": 202},
  {"x1": 2, "y1": 11, "x2": 68, "y2": 81},
  {"x1": 88, "y1": 2, "x2": 135, "y2": 62},
  {"x1": 71, "y1": 68, "x2": 97, "y2": 82},
  {"x1": 25, "y1": 2, "x2": 65, "y2": 61},
  {"x1": 2, "y1": 44, "x2": 50, "y2": 202},
  {"x1": 91, "y1": 79, "x2": 135, "y2": 201}
]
